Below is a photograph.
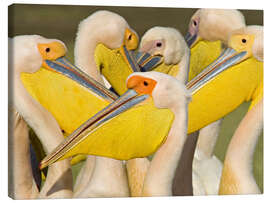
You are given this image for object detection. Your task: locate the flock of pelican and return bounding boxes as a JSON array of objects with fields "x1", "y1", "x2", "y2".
[{"x1": 8, "y1": 8, "x2": 263, "y2": 199}]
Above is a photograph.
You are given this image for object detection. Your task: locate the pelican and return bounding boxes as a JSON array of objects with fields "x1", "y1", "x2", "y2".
[
  {"x1": 219, "y1": 99, "x2": 263, "y2": 194},
  {"x1": 72, "y1": 10, "x2": 139, "y2": 197},
  {"x1": 128, "y1": 72, "x2": 191, "y2": 196},
  {"x1": 218, "y1": 26, "x2": 263, "y2": 194},
  {"x1": 9, "y1": 35, "x2": 76, "y2": 199},
  {"x1": 186, "y1": 8, "x2": 246, "y2": 160},
  {"x1": 185, "y1": 9, "x2": 256, "y2": 195},
  {"x1": 188, "y1": 24, "x2": 263, "y2": 195}
]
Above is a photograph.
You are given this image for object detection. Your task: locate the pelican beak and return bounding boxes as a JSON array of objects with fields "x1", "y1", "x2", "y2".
[
  {"x1": 185, "y1": 32, "x2": 200, "y2": 48},
  {"x1": 39, "y1": 89, "x2": 149, "y2": 169},
  {"x1": 187, "y1": 48, "x2": 247, "y2": 94},
  {"x1": 44, "y1": 57, "x2": 118, "y2": 102}
]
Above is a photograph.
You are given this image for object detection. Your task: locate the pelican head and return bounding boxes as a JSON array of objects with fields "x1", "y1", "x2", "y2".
[
  {"x1": 139, "y1": 26, "x2": 190, "y2": 83},
  {"x1": 75, "y1": 10, "x2": 138, "y2": 54},
  {"x1": 185, "y1": 9, "x2": 246, "y2": 47},
  {"x1": 74, "y1": 10, "x2": 139, "y2": 94},
  {"x1": 186, "y1": 25, "x2": 263, "y2": 94},
  {"x1": 228, "y1": 25, "x2": 263, "y2": 62},
  {"x1": 11, "y1": 35, "x2": 118, "y2": 102},
  {"x1": 127, "y1": 72, "x2": 191, "y2": 111},
  {"x1": 10, "y1": 35, "x2": 66, "y2": 74},
  {"x1": 140, "y1": 27, "x2": 188, "y2": 65}
]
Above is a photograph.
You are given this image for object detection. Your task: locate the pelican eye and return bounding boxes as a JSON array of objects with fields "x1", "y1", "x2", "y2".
[
  {"x1": 45, "y1": 47, "x2": 50, "y2": 53},
  {"x1": 156, "y1": 42, "x2": 162, "y2": 47},
  {"x1": 242, "y1": 38, "x2": 247, "y2": 43},
  {"x1": 143, "y1": 81, "x2": 149, "y2": 86},
  {"x1": 193, "y1": 20, "x2": 197, "y2": 26},
  {"x1": 128, "y1": 34, "x2": 132, "y2": 41}
]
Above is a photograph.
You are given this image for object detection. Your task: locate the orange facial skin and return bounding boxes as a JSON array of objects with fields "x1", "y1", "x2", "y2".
[{"x1": 127, "y1": 76, "x2": 157, "y2": 96}]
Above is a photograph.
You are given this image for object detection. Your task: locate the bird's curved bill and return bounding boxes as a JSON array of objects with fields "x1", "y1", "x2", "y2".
[
  {"x1": 185, "y1": 32, "x2": 198, "y2": 48},
  {"x1": 44, "y1": 57, "x2": 118, "y2": 102},
  {"x1": 187, "y1": 48, "x2": 247, "y2": 94},
  {"x1": 39, "y1": 48, "x2": 246, "y2": 169},
  {"x1": 39, "y1": 89, "x2": 148, "y2": 169}
]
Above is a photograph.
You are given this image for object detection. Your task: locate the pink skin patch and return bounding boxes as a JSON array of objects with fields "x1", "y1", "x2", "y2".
[
  {"x1": 140, "y1": 39, "x2": 165, "y2": 54},
  {"x1": 188, "y1": 17, "x2": 200, "y2": 36}
]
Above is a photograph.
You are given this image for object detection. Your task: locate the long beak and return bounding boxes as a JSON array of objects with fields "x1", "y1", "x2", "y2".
[
  {"x1": 45, "y1": 57, "x2": 118, "y2": 102},
  {"x1": 185, "y1": 32, "x2": 198, "y2": 48},
  {"x1": 39, "y1": 89, "x2": 149, "y2": 169},
  {"x1": 187, "y1": 48, "x2": 247, "y2": 94},
  {"x1": 40, "y1": 48, "x2": 246, "y2": 169}
]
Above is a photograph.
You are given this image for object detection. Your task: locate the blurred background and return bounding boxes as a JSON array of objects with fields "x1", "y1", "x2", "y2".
[{"x1": 8, "y1": 4, "x2": 263, "y2": 192}]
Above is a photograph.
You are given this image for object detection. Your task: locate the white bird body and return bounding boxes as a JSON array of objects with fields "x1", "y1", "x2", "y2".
[
  {"x1": 192, "y1": 148, "x2": 223, "y2": 195},
  {"x1": 9, "y1": 35, "x2": 73, "y2": 199},
  {"x1": 192, "y1": 119, "x2": 223, "y2": 195},
  {"x1": 73, "y1": 11, "x2": 133, "y2": 198}
]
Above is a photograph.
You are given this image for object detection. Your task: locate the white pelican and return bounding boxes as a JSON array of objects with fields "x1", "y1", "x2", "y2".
[
  {"x1": 9, "y1": 35, "x2": 74, "y2": 199},
  {"x1": 128, "y1": 72, "x2": 191, "y2": 196},
  {"x1": 218, "y1": 25, "x2": 263, "y2": 194},
  {"x1": 188, "y1": 24, "x2": 263, "y2": 195},
  {"x1": 186, "y1": 9, "x2": 246, "y2": 163},
  {"x1": 73, "y1": 10, "x2": 139, "y2": 197},
  {"x1": 184, "y1": 9, "x2": 246, "y2": 195}
]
